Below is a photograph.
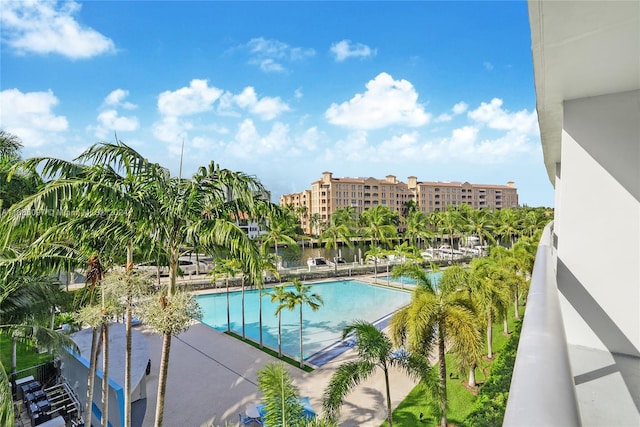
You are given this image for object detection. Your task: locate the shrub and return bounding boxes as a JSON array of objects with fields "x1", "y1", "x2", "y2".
[{"x1": 462, "y1": 320, "x2": 521, "y2": 427}]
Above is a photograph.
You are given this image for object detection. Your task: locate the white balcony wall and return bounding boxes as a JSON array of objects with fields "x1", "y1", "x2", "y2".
[{"x1": 555, "y1": 90, "x2": 639, "y2": 355}]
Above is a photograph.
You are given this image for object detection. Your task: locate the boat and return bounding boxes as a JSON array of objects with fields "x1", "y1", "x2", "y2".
[{"x1": 307, "y1": 257, "x2": 330, "y2": 267}]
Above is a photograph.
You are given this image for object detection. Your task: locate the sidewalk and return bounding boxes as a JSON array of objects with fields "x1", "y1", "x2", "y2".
[{"x1": 139, "y1": 321, "x2": 417, "y2": 427}]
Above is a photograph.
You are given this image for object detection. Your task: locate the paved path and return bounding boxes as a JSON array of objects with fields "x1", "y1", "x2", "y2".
[{"x1": 139, "y1": 319, "x2": 418, "y2": 427}]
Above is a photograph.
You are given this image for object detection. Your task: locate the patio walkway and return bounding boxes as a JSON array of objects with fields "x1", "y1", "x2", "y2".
[{"x1": 139, "y1": 320, "x2": 418, "y2": 427}]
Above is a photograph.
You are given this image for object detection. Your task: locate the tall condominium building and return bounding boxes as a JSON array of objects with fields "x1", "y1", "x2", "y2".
[{"x1": 280, "y1": 171, "x2": 518, "y2": 234}]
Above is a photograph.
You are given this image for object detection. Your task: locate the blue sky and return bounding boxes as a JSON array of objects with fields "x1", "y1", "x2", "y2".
[{"x1": 0, "y1": 0, "x2": 554, "y2": 207}]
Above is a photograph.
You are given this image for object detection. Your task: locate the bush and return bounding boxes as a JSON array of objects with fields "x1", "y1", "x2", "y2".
[{"x1": 462, "y1": 321, "x2": 521, "y2": 427}]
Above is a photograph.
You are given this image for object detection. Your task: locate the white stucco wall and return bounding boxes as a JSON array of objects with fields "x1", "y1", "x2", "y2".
[{"x1": 555, "y1": 90, "x2": 639, "y2": 355}]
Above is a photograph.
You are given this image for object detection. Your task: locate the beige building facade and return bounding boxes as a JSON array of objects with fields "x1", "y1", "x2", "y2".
[{"x1": 280, "y1": 171, "x2": 518, "y2": 234}]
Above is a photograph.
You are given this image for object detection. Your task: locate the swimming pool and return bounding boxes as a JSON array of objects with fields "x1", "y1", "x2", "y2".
[
  {"x1": 377, "y1": 270, "x2": 442, "y2": 287},
  {"x1": 196, "y1": 280, "x2": 411, "y2": 363}
]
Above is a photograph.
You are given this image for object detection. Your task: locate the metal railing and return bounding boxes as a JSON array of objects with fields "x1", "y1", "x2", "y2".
[{"x1": 503, "y1": 222, "x2": 582, "y2": 426}]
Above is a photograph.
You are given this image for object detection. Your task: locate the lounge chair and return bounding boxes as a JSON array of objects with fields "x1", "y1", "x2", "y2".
[{"x1": 239, "y1": 413, "x2": 254, "y2": 425}]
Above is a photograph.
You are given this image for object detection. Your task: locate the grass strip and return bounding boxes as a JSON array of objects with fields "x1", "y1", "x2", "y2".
[
  {"x1": 225, "y1": 331, "x2": 314, "y2": 373},
  {"x1": 0, "y1": 332, "x2": 53, "y2": 373}
]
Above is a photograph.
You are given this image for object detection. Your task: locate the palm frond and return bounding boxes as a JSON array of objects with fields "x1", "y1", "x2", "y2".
[{"x1": 321, "y1": 360, "x2": 376, "y2": 422}]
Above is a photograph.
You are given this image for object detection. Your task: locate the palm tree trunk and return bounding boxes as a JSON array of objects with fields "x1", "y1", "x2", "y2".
[
  {"x1": 278, "y1": 314, "x2": 282, "y2": 358},
  {"x1": 11, "y1": 336, "x2": 17, "y2": 383},
  {"x1": 226, "y1": 277, "x2": 230, "y2": 332},
  {"x1": 125, "y1": 243, "x2": 133, "y2": 427},
  {"x1": 299, "y1": 306, "x2": 304, "y2": 369},
  {"x1": 468, "y1": 365, "x2": 476, "y2": 388},
  {"x1": 487, "y1": 312, "x2": 493, "y2": 359},
  {"x1": 503, "y1": 309, "x2": 509, "y2": 334},
  {"x1": 241, "y1": 277, "x2": 246, "y2": 339},
  {"x1": 154, "y1": 333, "x2": 171, "y2": 427},
  {"x1": 125, "y1": 304, "x2": 132, "y2": 427},
  {"x1": 384, "y1": 367, "x2": 393, "y2": 427},
  {"x1": 438, "y1": 328, "x2": 448, "y2": 427},
  {"x1": 259, "y1": 289, "x2": 263, "y2": 348},
  {"x1": 101, "y1": 323, "x2": 109, "y2": 427},
  {"x1": 154, "y1": 249, "x2": 177, "y2": 427},
  {"x1": 85, "y1": 326, "x2": 99, "y2": 423},
  {"x1": 514, "y1": 289, "x2": 520, "y2": 320}
]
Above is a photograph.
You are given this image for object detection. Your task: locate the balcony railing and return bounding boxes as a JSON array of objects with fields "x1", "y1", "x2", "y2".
[{"x1": 503, "y1": 222, "x2": 582, "y2": 426}]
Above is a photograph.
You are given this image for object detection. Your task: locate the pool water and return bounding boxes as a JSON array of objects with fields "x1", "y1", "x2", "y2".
[
  {"x1": 196, "y1": 280, "x2": 411, "y2": 361},
  {"x1": 377, "y1": 270, "x2": 443, "y2": 287}
]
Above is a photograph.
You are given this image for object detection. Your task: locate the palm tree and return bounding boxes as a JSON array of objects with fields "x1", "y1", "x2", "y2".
[
  {"x1": 0, "y1": 131, "x2": 41, "y2": 211},
  {"x1": 470, "y1": 257, "x2": 511, "y2": 359},
  {"x1": 331, "y1": 207, "x2": 357, "y2": 232},
  {"x1": 212, "y1": 258, "x2": 241, "y2": 332},
  {"x1": 0, "y1": 129, "x2": 23, "y2": 158},
  {"x1": 269, "y1": 285, "x2": 292, "y2": 358},
  {"x1": 495, "y1": 208, "x2": 521, "y2": 247},
  {"x1": 319, "y1": 218, "x2": 354, "y2": 275},
  {"x1": 364, "y1": 245, "x2": 387, "y2": 281},
  {"x1": 260, "y1": 208, "x2": 300, "y2": 270},
  {"x1": 495, "y1": 244, "x2": 532, "y2": 321},
  {"x1": 258, "y1": 252, "x2": 280, "y2": 347},
  {"x1": 322, "y1": 320, "x2": 432, "y2": 427},
  {"x1": 389, "y1": 264, "x2": 482, "y2": 427},
  {"x1": 404, "y1": 209, "x2": 433, "y2": 250},
  {"x1": 359, "y1": 205, "x2": 398, "y2": 248},
  {"x1": 389, "y1": 241, "x2": 421, "y2": 265},
  {"x1": 0, "y1": 274, "x2": 63, "y2": 379},
  {"x1": 257, "y1": 363, "x2": 305, "y2": 427},
  {"x1": 0, "y1": 270, "x2": 77, "y2": 422},
  {"x1": 438, "y1": 206, "x2": 464, "y2": 261},
  {"x1": 309, "y1": 213, "x2": 322, "y2": 237},
  {"x1": 285, "y1": 279, "x2": 323, "y2": 368},
  {"x1": 464, "y1": 208, "x2": 496, "y2": 250},
  {"x1": 1, "y1": 141, "x2": 267, "y2": 426}
]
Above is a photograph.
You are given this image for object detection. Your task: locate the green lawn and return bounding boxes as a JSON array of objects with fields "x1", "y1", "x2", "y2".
[
  {"x1": 0, "y1": 332, "x2": 53, "y2": 373},
  {"x1": 383, "y1": 306, "x2": 523, "y2": 426}
]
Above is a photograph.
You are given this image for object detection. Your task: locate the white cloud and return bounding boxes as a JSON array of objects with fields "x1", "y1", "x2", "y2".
[
  {"x1": 325, "y1": 131, "x2": 370, "y2": 162},
  {"x1": 321, "y1": 116, "x2": 535, "y2": 167},
  {"x1": 217, "y1": 87, "x2": 290, "y2": 120},
  {"x1": 157, "y1": 79, "x2": 223, "y2": 116},
  {"x1": 0, "y1": 88, "x2": 68, "y2": 146},
  {"x1": 293, "y1": 126, "x2": 321, "y2": 154},
  {"x1": 216, "y1": 92, "x2": 240, "y2": 117},
  {"x1": 226, "y1": 119, "x2": 291, "y2": 158},
  {"x1": 435, "y1": 101, "x2": 469, "y2": 123},
  {"x1": 468, "y1": 98, "x2": 538, "y2": 135},
  {"x1": 325, "y1": 72, "x2": 431, "y2": 130},
  {"x1": 377, "y1": 132, "x2": 421, "y2": 160},
  {"x1": 435, "y1": 113, "x2": 452, "y2": 123},
  {"x1": 447, "y1": 125, "x2": 480, "y2": 157},
  {"x1": 91, "y1": 90, "x2": 139, "y2": 138},
  {"x1": 93, "y1": 109, "x2": 139, "y2": 138},
  {"x1": 452, "y1": 101, "x2": 468, "y2": 115},
  {"x1": 0, "y1": 0, "x2": 116, "y2": 59},
  {"x1": 423, "y1": 125, "x2": 532, "y2": 163},
  {"x1": 245, "y1": 37, "x2": 315, "y2": 73},
  {"x1": 483, "y1": 61, "x2": 494, "y2": 71},
  {"x1": 330, "y1": 40, "x2": 377, "y2": 62},
  {"x1": 257, "y1": 58, "x2": 285, "y2": 73},
  {"x1": 475, "y1": 131, "x2": 531, "y2": 158},
  {"x1": 152, "y1": 116, "x2": 193, "y2": 145},
  {"x1": 233, "y1": 87, "x2": 290, "y2": 120},
  {"x1": 104, "y1": 89, "x2": 137, "y2": 109},
  {"x1": 294, "y1": 88, "x2": 303, "y2": 99}
]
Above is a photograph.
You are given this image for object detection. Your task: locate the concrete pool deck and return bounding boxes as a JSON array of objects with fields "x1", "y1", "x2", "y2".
[
  {"x1": 139, "y1": 276, "x2": 418, "y2": 427},
  {"x1": 139, "y1": 322, "x2": 418, "y2": 427}
]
